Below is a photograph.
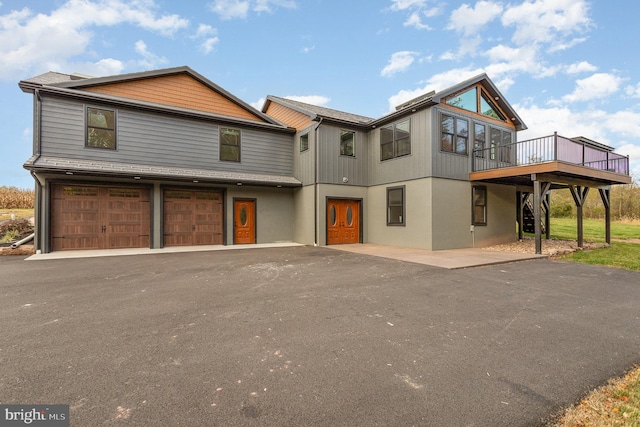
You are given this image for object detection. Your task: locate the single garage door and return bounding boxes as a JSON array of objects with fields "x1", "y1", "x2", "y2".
[
  {"x1": 163, "y1": 189, "x2": 223, "y2": 246},
  {"x1": 51, "y1": 184, "x2": 150, "y2": 251}
]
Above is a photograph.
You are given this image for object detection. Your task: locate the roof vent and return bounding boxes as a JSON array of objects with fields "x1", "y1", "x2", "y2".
[{"x1": 395, "y1": 90, "x2": 436, "y2": 111}]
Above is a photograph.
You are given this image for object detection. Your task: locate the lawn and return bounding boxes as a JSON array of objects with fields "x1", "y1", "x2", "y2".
[
  {"x1": 534, "y1": 217, "x2": 640, "y2": 242},
  {"x1": 546, "y1": 217, "x2": 640, "y2": 425}
]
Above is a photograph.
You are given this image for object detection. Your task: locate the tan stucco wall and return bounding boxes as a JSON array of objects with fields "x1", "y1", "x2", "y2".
[
  {"x1": 472, "y1": 183, "x2": 518, "y2": 248},
  {"x1": 225, "y1": 186, "x2": 295, "y2": 244},
  {"x1": 366, "y1": 178, "x2": 433, "y2": 249},
  {"x1": 293, "y1": 185, "x2": 316, "y2": 245}
]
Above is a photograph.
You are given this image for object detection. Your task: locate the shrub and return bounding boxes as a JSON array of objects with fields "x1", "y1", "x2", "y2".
[{"x1": 0, "y1": 218, "x2": 34, "y2": 242}]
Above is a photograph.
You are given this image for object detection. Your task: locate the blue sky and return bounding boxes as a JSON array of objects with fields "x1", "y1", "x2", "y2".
[{"x1": 1, "y1": 0, "x2": 639, "y2": 188}]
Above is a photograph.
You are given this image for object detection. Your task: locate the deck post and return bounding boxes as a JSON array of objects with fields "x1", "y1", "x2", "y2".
[
  {"x1": 533, "y1": 176, "x2": 542, "y2": 254},
  {"x1": 569, "y1": 185, "x2": 590, "y2": 248},
  {"x1": 516, "y1": 191, "x2": 523, "y2": 240},
  {"x1": 599, "y1": 188, "x2": 611, "y2": 244}
]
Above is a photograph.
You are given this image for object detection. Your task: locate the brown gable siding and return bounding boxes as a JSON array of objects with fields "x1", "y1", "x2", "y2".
[
  {"x1": 83, "y1": 74, "x2": 264, "y2": 122},
  {"x1": 265, "y1": 102, "x2": 314, "y2": 131}
]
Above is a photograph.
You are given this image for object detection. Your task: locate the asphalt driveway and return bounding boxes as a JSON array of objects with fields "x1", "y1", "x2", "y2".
[{"x1": 1, "y1": 246, "x2": 639, "y2": 426}]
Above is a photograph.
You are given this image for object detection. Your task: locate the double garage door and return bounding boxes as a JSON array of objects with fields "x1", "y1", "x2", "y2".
[
  {"x1": 51, "y1": 185, "x2": 224, "y2": 251},
  {"x1": 51, "y1": 184, "x2": 151, "y2": 251}
]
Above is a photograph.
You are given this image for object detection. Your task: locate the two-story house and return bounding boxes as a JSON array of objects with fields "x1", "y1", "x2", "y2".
[{"x1": 20, "y1": 66, "x2": 631, "y2": 254}]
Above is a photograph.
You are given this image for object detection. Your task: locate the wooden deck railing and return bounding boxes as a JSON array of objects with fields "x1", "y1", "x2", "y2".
[{"x1": 473, "y1": 132, "x2": 630, "y2": 175}]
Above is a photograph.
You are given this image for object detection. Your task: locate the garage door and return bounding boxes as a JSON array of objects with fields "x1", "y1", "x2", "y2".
[
  {"x1": 51, "y1": 184, "x2": 150, "y2": 251},
  {"x1": 163, "y1": 190, "x2": 223, "y2": 246}
]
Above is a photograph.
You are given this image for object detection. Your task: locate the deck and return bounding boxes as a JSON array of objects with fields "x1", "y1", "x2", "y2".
[
  {"x1": 470, "y1": 133, "x2": 631, "y2": 187},
  {"x1": 469, "y1": 133, "x2": 631, "y2": 253}
]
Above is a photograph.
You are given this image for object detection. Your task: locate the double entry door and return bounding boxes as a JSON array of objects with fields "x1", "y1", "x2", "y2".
[{"x1": 327, "y1": 198, "x2": 360, "y2": 245}]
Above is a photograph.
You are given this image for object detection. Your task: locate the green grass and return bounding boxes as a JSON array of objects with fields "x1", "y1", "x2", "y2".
[
  {"x1": 525, "y1": 217, "x2": 640, "y2": 242},
  {"x1": 560, "y1": 242, "x2": 640, "y2": 271}
]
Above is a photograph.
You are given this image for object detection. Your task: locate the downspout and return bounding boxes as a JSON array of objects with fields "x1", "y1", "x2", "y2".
[
  {"x1": 11, "y1": 233, "x2": 35, "y2": 249},
  {"x1": 313, "y1": 117, "x2": 323, "y2": 246},
  {"x1": 31, "y1": 89, "x2": 43, "y2": 253}
]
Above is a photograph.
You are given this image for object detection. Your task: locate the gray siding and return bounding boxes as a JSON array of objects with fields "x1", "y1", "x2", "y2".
[
  {"x1": 293, "y1": 124, "x2": 316, "y2": 185},
  {"x1": 316, "y1": 124, "x2": 368, "y2": 186},
  {"x1": 40, "y1": 96, "x2": 293, "y2": 176},
  {"x1": 368, "y1": 111, "x2": 431, "y2": 186}
]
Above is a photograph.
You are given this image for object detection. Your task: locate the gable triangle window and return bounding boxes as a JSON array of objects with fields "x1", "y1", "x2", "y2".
[{"x1": 445, "y1": 85, "x2": 507, "y2": 122}]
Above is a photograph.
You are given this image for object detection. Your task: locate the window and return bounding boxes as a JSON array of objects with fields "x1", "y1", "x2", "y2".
[
  {"x1": 474, "y1": 123, "x2": 486, "y2": 157},
  {"x1": 445, "y1": 85, "x2": 508, "y2": 123},
  {"x1": 300, "y1": 133, "x2": 309, "y2": 152},
  {"x1": 340, "y1": 130, "x2": 355, "y2": 156},
  {"x1": 489, "y1": 127, "x2": 512, "y2": 162},
  {"x1": 86, "y1": 107, "x2": 116, "y2": 149},
  {"x1": 446, "y1": 87, "x2": 477, "y2": 113},
  {"x1": 387, "y1": 186, "x2": 405, "y2": 226},
  {"x1": 220, "y1": 127, "x2": 241, "y2": 162},
  {"x1": 380, "y1": 119, "x2": 411, "y2": 161},
  {"x1": 472, "y1": 186, "x2": 487, "y2": 225},
  {"x1": 441, "y1": 114, "x2": 468, "y2": 155}
]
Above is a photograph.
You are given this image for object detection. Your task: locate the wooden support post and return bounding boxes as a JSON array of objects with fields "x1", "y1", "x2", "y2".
[
  {"x1": 544, "y1": 191, "x2": 551, "y2": 239},
  {"x1": 599, "y1": 188, "x2": 611, "y2": 244},
  {"x1": 516, "y1": 191, "x2": 523, "y2": 240},
  {"x1": 569, "y1": 185, "x2": 590, "y2": 248},
  {"x1": 533, "y1": 178, "x2": 542, "y2": 254}
]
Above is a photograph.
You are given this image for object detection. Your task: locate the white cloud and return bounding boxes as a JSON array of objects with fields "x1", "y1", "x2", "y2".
[
  {"x1": 387, "y1": 67, "x2": 485, "y2": 111},
  {"x1": 389, "y1": 0, "x2": 427, "y2": 11},
  {"x1": 447, "y1": 1, "x2": 503, "y2": 36},
  {"x1": 208, "y1": 0, "x2": 250, "y2": 20},
  {"x1": 625, "y1": 83, "x2": 640, "y2": 99},
  {"x1": 250, "y1": 97, "x2": 266, "y2": 110},
  {"x1": 501, "y1": 0, "x2": 592, "y2": 49},
  {"x1": 192, "y1": 24, "x2": 219, "y2": 54},
  {"x1": 284, "y1": 95, "x2": 330, "y2": 106},
  {"x1": 254, "y1": 0, "x2": 296, "y2": 13},
  {"x1": 0, "y1": 1, "x2": 188, "y2": 81},
  {"x1": 566, "y1": 61, "x2": 597, "y2": 74},
  {"x1": 381, "y1": 51, "x2": 418, "y2": 77},
  {"x1": 134, "y1": 40, "x2": 168, "y2": 69},
  {"x1": 403, "y1": 11, "x2": 431, "y2": 30},
  {"x1": 208, "y1": 0, "x2": 295, "y2": 20},
  {"x1": 561, "y1": 73, "x2": 623, "y2": 103},
  {"x1": 301, "y1": 45, "x2": 315, "y2": 54}
]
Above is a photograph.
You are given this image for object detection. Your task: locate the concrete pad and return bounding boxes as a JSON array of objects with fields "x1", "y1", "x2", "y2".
[
  {"x1": 26, "y1": 242, "x2": 304, "y2": 261},
  {"x1": 328, "y1": 243, "x2": 546, "y2": 269}
]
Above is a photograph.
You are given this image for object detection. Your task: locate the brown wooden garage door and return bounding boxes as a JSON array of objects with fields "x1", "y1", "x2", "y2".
[
  {"x1": 163, "y1": 189, "x2": 223, "y2": 246},
  {"x1": 51, "y1": 184, "x2": 150, "y2": 251}
]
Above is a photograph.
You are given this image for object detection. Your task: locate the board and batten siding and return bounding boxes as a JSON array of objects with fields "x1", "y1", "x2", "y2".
[
  {"x1": 39, "y1": 97, "x2": 293, "y2": 176},
  {"x1": 316, "y1": 124, "x2": 368, "y2": 186},
  {"x1": 368, "y1": 111, "x2": 432, "y2": 186},
  {"x1": 293, "y1": 125, "x2": 316, "y2": 185}
]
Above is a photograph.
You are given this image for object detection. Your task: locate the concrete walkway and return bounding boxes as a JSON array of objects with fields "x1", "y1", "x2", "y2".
[
  {"x1": 25, "y1": 242, "x2": 545, "y2": 268},
  {"x1": 328, "y1": 243, "x2": 546, "y2": 269}
]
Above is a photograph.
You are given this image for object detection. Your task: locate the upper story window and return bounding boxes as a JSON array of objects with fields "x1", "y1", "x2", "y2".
[
  {"x1": 86, "y1": 107, "x2": 116, "y2": 149},
  {"x1": 380, "y1": 118, "x2": 411, "y2": 161},
  {"x1": 445, "y1": 85, "x2": 507, "y2": 122},
  {"x1": 300, "y1": 132, "x2": 309, "y2": 152},
  {"x1": 220, "y1": 127, "x2": 241, "y2": 162},
  {"x1": 340, "y1": 130, "x2": 355, "y2": 157},
  {"x1": 490, "y1": 127, "x2": 513, "y2": 162},
  {"x1": 474, "y1": 123, "x2": 486, "y2": 158},
  {"x1": 441, "y1": 114, "x2": 468, "y2": 155}
]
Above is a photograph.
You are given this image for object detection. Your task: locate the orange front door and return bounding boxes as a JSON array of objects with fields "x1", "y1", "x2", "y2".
[
  {"x1": 327, "y1": 199, "x2": 360, "y2": 245},
  {"x1": 234, "y1": 199, "x2": 256, "y2": 244}
]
